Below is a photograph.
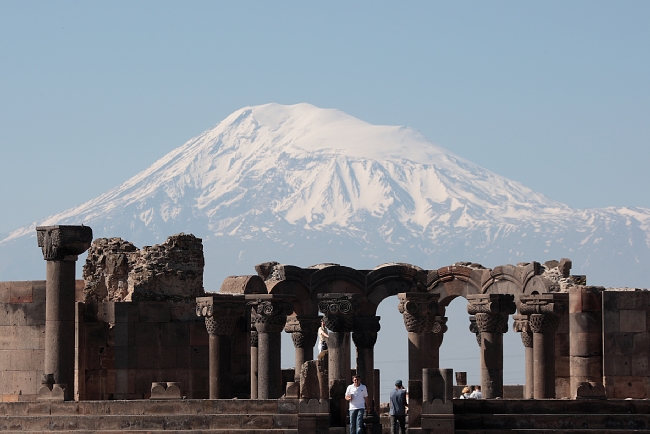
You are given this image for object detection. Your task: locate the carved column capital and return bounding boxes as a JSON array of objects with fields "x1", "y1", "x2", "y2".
[
  {"x1": 468, "y1": 316, "x2": 481, "y2": 347},
  {"x1": 397, "y1": 292, "x2": 440, "y2": 333},
  {"x1": 317, "y1": 293, "x2": 360, "y2": 332},
  {"x1": 284, "y1": 315, "x2": 320, "y2": 349},
  {"x1": 352, "y1": 316, "x2": 381, "y2": 349},
  {"x1": 251, "y1": 298, "x2": 294, "y2": 334},
  {"x1": 196, "y1": 294, "x2": 247, "y2": 336},
  {"x1": 431, "y1": 315, "x2": 448, "y2": 347},
  {"x1": 467, "y1": 294, "x2": 516, "y2": 334},
  {"x1": 36, "y1": 225, "x2": 93, "y2": 261},
  {"x1": 518, "y1": 294, "x2": 568, "y2": 316},
  {"x1": 513, "y1": 314, "x2": 533, "y2": 348},
  {"x1": 518, "y1": 294, "x2": 567, "y2": 334},
  {"x1": 467, "y1": 293, "x2": 517, "y2": 316}
]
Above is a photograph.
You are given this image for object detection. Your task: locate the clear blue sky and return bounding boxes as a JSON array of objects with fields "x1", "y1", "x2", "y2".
[{"x1": 1, "y1": 1, "x2": 649, "y2": 234}]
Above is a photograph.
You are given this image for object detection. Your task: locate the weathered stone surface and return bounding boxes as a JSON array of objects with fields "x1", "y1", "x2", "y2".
[{"x1": 83, "y1": 234, "x2": 204, "y2": 302}]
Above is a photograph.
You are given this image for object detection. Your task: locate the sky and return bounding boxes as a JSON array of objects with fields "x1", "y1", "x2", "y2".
[{"x1": 1, "y1": 1, "x2": 649, "y2": 235}]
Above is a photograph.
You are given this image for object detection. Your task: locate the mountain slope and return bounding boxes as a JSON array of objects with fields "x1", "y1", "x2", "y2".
[{"x1": 1, "y1": 103, "x2": 649, "y2": 288}]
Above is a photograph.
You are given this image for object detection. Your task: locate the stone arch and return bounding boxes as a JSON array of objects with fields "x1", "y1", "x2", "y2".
[
  {"x1": 365, "y1": 263, "x2": 428, "y2": 313},
  {"x1": 427, "y1": 264, "x2": 486, "y2": 307},
  {"x1": 481, "y1": 262, "x2": 541, "y2": 301}
]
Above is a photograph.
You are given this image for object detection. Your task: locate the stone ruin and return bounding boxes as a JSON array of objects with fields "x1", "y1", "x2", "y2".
[
  {"x1": 83, "y1": 233, "x2": 205, "y2": 302},
  {"x1": 2, "y1": 224, "x2": 650, "y2": 434}
]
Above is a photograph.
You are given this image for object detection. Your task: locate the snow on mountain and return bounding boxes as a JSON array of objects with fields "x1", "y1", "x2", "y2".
[{"x1": 1, "y1": 103, "x2": 650, "y2": 289}]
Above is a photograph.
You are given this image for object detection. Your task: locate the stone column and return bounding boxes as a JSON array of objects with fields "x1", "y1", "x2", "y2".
[
  {"x1": 248, "y1": 295, "x2": 294, "y2": 399},
  {"x1": 398, "y1": 292, "x2": 439, "y2": 428},
  {"x1": 519, "y1": 294, "x2": 568, "y2": 399},
  {"x1": 318, "y1": 293, "x2": 359, "y2": 428},
  {"x1": 352, "y1": 316, "x2": 380, "y2": 409},
  {"x1": 467, "y1": 294, "x2": 516, "y2": 399},
  {"x1": 429, "y1": 314, "x2": 448, "y2": 369},
  {"x1": 568, "y1": 286, "x2": 604, "y2": 398},
  {"x1": 37, "y1": 225, "x2": 93, "y2": 401},
  {"x1": 285, "y1": 316, "x2": 320, "y2": 382},
  {"x1": 250, "y1": 327, "x2": 259, "y2": 399},
  {"x1": 513, "y1": 314, "x2": 534, "y2": 399},
  {"x1": 196, "y1": 294, "x2": 247, "y2": 399}
]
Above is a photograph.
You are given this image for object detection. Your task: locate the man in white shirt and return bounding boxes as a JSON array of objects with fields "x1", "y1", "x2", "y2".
[
  {"x1": 469, "y1": 385, "x2": 482, "y2": 399},
  {"x1": 345, "y1": 375, "x2": 369, "y2": 434}
]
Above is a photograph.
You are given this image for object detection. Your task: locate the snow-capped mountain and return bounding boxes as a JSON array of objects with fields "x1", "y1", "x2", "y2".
[{"x1": 2, "y1": 103, "x2": 649, "y2": 288}]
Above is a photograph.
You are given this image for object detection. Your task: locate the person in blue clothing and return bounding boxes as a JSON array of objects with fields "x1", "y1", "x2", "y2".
[
  {"x1": 389, "y1": 379, "x2": 408, "y2": 434},
  {"x1": 345, "y1": 375, "x2": 370, "y2": 434}
]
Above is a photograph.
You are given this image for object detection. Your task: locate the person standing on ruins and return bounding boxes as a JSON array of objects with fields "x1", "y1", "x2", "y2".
[
  {"x1": 389, "y1": 379, "x2": 408, "y2": 434},
  {"x1": 345, "y1": 375, "x2": 370, "y2": 434},
  {"x1": 470, "y1": 385, "x2": 482, "y2": 399},
  {"x1": 317, "y1": 318, "x2": 329, "y2": 353}
]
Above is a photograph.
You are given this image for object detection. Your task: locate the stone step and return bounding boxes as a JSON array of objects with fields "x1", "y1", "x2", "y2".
[
  {"x1": 454, "y1": 399, "x2": 650, "y2": 415},
  {"x1": 0, "y1": 399, "x2": 299, "y2": 417},
  {"x1": 0, "y1": 414, "x2": 298, "y2": 431},
  {"x1": 456, "y1": 413, "x2": 650, "y2": 430},
  {"x1": 455, "y1": 430, "x2": 650, "y2": 434},
  {"x1": 0, "y1": 431, "x2": 297, "y2": 434}
]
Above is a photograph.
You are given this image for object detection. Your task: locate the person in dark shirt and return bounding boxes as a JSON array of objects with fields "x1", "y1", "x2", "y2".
[{"x1": 389, "y1": 379, "x2": 407, "y2": 434}]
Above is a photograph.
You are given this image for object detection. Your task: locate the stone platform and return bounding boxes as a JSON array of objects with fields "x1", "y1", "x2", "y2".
[{"x1": 0, "y1": 399, "x2": 300, "y2": 433}]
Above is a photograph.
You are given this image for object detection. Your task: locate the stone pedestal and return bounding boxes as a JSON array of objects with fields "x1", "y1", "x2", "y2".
[
  {"x1": 398, "y1": 292, "x2": 440, "y2": 428},
  {"x1": 519, "y1": 294, "x2": 568, "y2": 399},
  {"x1": 285, "y1": 316, "x2": 320, "y2": 382},
  {"x1": 37, "y1": 225, "x2": 93, "y2": 401},
  {"x1": 247, "y1": 295, "x2": 294, "y2": 399},
  {"x1": 467, "y1": 294, "x2": 516, "y2": 399},
  {"x1": 568, "y1": 286, "x2": 604, "y2": 398},
  {"x1": 196, "y1": 294, "x2": 247, "y2": 399},
  {"x1": 513, "y1": 314, "x2": 534, "y2": 399},
  {"x1": 352, "y1": 315, "x2": 380, "y2": 409}
]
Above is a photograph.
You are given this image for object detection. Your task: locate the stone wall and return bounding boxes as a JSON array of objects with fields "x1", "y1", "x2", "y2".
[
  {"x1": 603, "y1": 288, "x2": 650, "y2": 398},
  {"x1": 77, "y1": 300, "x2": 209, "y2": 400},
  {"x1": 83, "y1": 234, "x2": 205, "y2": 302}
]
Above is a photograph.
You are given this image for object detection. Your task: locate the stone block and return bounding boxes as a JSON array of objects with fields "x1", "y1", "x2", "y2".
[
  {"x1": 604, "y1": 310, "x2": 620, "y2": 333},
  {"x1": 189, "y1": 322, "x2": 209, "y2": 346},
  {"x1": 99, "y1": 346, "x2": 116, "y2": 369},
  {"x1": 135, "y1": 322, "x2": 160, "y2": 347},
  {"x1": 569, "y1": 312, "x2": 601, "y2": 334},
  {"x1": 160, "y1": 347, "x2": 178, "y2": 369},
  {"x1": 0, "y1": 326, "x2": 14, "y2": 349},
  {"x1": 170, "y1": 302, "x2": 198, "y2": 321},
  {"x1": 555, "y1": 356, "x2": 571, "y2": 377},
  {"x1": 139, "y1": 302, "x2": 171, "y2": 323},
  {"x1": 10, "y1": 281, "x2": 33, "y2": 303},
  {"x1": 10, "y1": 370, "x2": 39, "y2": 395},
  {"x1": 555, "y1": 377, "x2": 570, "y2": 399},
  {"x1": 570, "y1": 356, "x2": 603, "y2": 379},
  {"x1": 84, "y1": 322, "x2": 108, "y2": 348},
  {"x1": 23, "y1": 302, "x2": 46, "y2": 326},
  {"x1": 0, "y1": 282, "x2": 10, "y2": 303},
  {"x1": 9, "y1": 349, "x2": 41, "y2": 371},
  {"x1": 14, "y1": 326, "x2": 42, "y2": 350},
  {"x1": 632, "y1": 355, "x2": 649, "y2": 376},
  {"x1": 620, "y1": 309, "x2": 647, "y2": 332},
  {"x1": 555, "y1": 333, "x2": 570, "y2": 356},
  {"x1": 113, "y1": 322, "x2": 132, "y2": 347},
  {"x1": 633, "y1": 332, "x2": 650, "y2": 355},
  {"x1": 556, "y1": 313, "x2": 569, "y2": 333},
  {"x1": 0, "y1": 349, "x2": 11, "y2": 369},
  {"x1": 617, "y1": 291, "x2": 650, "y2": 309},
  {"x1": 581, "y1": 288, "x2": 603, "y2": 312},
  {"x1": 160, "y1": 322, "x2": 189, "y2": 347},
  {"x1": 612, "y1": 376, "x2": 647, "y2": 399},
  {"x1": 175, "y1": 346, "x2": 190, "y2": 369},
  {"x1": 569, "y1": 332, "x2": 602, "y2": 357},
  {"x1": 189, "y1": 345, "x2": 209, "y2": 368},
  {"x1": 605, "y1": 332, "x2": 635, "y2": 356},
  {"x1": 32, "y1": 281, "x2": 46, "y2": 303},
  {"x1": 137, "y1": 346, "x2": 162, "y2": 369}
]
